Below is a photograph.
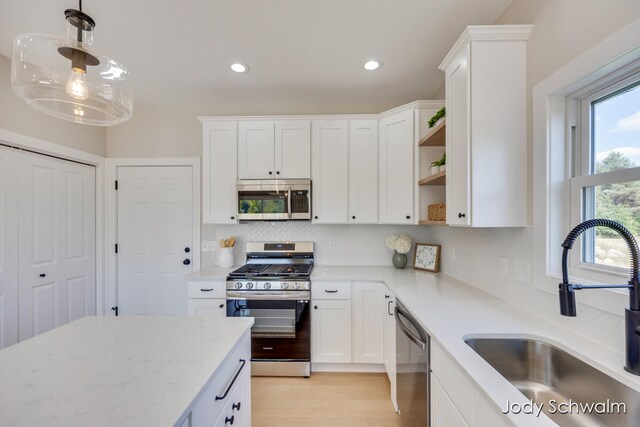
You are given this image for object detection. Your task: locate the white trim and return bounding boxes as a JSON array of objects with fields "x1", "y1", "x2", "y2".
[
  {"x1": 197, "y1": 100, "x2": 444, "y2": 123},
  {"x1": 311, "y1": 363, "x2": 386, "y2": 373},
  {"x1": 105, "y1": 157, "x2": 201, "y2": 316},
  {"x1": 532, "y1": 17, "x2": 640, "y2": 315},
  {"x1": 0, "y1": 127, "x2": 107, "y2": 316}
]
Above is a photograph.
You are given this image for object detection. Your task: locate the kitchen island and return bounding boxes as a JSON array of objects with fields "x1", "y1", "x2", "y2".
[{"x1": 0, "y1": 316, "x2": 253, "y2": 427}]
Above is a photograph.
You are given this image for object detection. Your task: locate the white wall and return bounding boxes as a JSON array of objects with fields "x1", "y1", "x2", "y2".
[
  {"x1": 202, "y1": 222, "x2": 431, "y2": 269},
  {"x1": 427, "y1": 0, "x2": 640, "y2": 352},
  {"x1": 0, "y1": 54, "x2": 106, "y2": 156}
]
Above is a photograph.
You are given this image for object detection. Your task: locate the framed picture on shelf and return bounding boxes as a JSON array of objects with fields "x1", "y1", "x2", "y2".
[{"x1": 414, "y1": 243, "x2": 441, "y2": 272}]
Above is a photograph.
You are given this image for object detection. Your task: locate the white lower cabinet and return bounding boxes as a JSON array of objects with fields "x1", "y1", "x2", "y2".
[
  {"x1": 312, "y1": 298, "x2": 352, "y2": 363},
  {"x1": 352, "y1": 282, "x2": 384, "y2": 364},
  {"x1": 431, "y1": 373, "x2": 470, "y2": 427},
  {"x1": 187, "y1": 281, "x2": 227, "y2": 318}
]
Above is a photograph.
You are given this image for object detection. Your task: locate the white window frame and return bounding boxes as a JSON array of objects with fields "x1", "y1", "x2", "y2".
[{"x1": 568, "y1": 66, "x2": 640, "y2": 283}]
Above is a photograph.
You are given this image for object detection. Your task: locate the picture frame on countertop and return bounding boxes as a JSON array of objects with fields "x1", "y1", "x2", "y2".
[{"x1": 414, "y1": 243, "x2": 440, "y2": 272}]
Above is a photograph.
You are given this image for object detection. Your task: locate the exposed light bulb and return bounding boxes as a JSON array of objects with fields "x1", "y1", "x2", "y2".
[
  {"x1": 66, "y1": 68, "x2": 89, "y2": 100},
  {"x1": 230, "y1": 63, "x2": 249, "y2": 73},
  {"x1": 364, "y1": 60, "x2": 382, "y2": 71}
]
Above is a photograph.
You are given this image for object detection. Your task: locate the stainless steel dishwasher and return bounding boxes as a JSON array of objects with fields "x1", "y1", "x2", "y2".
[{"x1": 395, "y1": 300, "x2": 430, "y2": 426}]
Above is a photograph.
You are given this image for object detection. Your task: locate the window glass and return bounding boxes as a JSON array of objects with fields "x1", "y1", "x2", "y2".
[{"x1": 592, "y1": 83, "x2": 640, "y2": 174}]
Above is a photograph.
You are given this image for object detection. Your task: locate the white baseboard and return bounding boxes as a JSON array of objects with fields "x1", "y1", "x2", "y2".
[{"x1": 311, "y1": 363, "x2": 386, "y2": 373}]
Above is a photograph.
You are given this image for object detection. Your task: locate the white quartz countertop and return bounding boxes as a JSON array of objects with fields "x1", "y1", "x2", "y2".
[
  {"x1": 186, "y1": 265, "x2": 236, "y2": 281},
  {"x1": 311, "y1": 266, "x2": 640, "y2": 426},
  {"x1": 0, "y1": 316, "x2": 253, "y2": 427}
]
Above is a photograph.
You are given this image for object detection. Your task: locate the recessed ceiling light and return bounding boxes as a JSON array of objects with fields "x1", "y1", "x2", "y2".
[
  {"x1": 364, "y1": 60, "x2": 382, "y2": 71},
  {"x1": 230, "y1": 63, "x2": 249, "y2": 73}
]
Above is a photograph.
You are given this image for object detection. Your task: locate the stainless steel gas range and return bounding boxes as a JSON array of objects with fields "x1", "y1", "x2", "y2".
[{"x1": 226, "y1": 242, "x2": 313, "y2": 377}]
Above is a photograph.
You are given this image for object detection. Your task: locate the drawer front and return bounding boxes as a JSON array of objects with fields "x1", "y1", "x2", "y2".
[
  {"x1": 188, "y1": 281, "x2": 226, "y2": 299},
  {"x1": 312, "y1": 281, "x2": 351, "y2": 300},
  {"x1": 191, "y1": 331, "x2": 251, "y2": 425}
]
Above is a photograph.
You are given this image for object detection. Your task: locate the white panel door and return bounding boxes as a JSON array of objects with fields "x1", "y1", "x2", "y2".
[
  {"x1": 203, "y1": 121, "x2": 238, "y2": 224},
  {"x1": 0, "y1": 147, "x2": 18, "y2": 349},
  {"x1": 379, "y1": 110, "x2": 414, "y2": 224},
  {"x1": 238, "y1": 121, "x2": 275, "y2": 179},
  {"x1": 352, "y1": 282, "x2": 384, "y2": 364},
  {"x1": 18, "y1": 152, "x2": 96, "y2": 341},
  {"x1": 275, "y1": 120, "x2": 311, "y2": 178},
  {"x1": 311, "y1": 120, "x2": 348, "y2": 224},
  {"x1": 446, "y1": 62, "x2": 471, "y2": 226},
  {"x1": 311, "y1": 299, "x2": 352, "y2": 363},
  {"x1": 117, "y1": 166, "x2": 193, "y2": 316},
  {"x1": 349, "y1": 120, "x2": 378, "y2": 224}
]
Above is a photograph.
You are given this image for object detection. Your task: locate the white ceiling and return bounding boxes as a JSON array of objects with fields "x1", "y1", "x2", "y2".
[{"x1": 0, "y1": 0, "x2": 513, "y2": 114}]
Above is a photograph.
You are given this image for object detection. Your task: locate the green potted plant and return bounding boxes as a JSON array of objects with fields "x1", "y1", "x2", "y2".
[
  {"x1": 439, "y1": 152, "x2": 446, "y2": 172},
  {"x1": 428, "y1": 107, "x2": 446, "y2": 128},
  {"x1": 430, "y1": 152, "x2": 446, "y2": 175}
]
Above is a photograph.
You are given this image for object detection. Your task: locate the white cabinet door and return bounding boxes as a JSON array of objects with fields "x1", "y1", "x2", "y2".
[
  {"x1": 238, "y1": 121, "x2": 275, "y2": 179},
  {"x1": 379, "y1": 110, "x2": 414, "y2": 224},
  {"x1": 311, "y1": 120, "x2": 348, "y2": 224},
  {"x1": 203, "y1": 121, "x2": 238, "y2": 224},
  {"x1": 349, "y1": 120, "x2": 378, "y2": 224},
  {"x1": 117, "y1": 166, "x2": 193, "y2": 316},
  {"x1": 0, "y1": 147, "x2": 18, "y2": 349},
  {"x1": 275, "y1": 120, "x2": 311, "y2": 179},
  {"x1": 446, "y1": 62, "x2": 470, "y2": 226},
  {"x1": 383, "y1": 287, "x2": 397, "y2": 411},
  {"x1": 18, "y1": 152, "x2": 96, "y2": 341},
  {"x1": 352, "y1": 282, "x2": 384, "y2": 364},
  {"x1": 188, "y1": 299, "x2": 226, "y2": 317},
  {"x1": 311, "y1": 299, "x2": 352, "y2": 363},
  {"x1": 431, "y1": 373, "x2": 470, "y2": 427}
]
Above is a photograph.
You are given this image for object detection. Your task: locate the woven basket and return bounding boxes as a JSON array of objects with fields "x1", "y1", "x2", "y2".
[{"x1": 427, "y1": 203, "x2": 446, "y2": 222}]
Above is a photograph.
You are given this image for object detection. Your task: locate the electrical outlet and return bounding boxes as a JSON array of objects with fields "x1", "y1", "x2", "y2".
[
  {"x1": 513, "y1": 259, "x2": 530, "y2": 284},
  {"x1": 202, "y1": 241, "x2": 217, "y2": 252},
  {"x1": 328, "y1": 241, "x2": 336, "y2": 253},
  {"x1": 499, "y1": 257, "x2": 508, "y2": 278}
]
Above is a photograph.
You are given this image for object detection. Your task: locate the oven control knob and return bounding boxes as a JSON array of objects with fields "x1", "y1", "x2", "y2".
[
  {"x1": 246, "y1": 282, "x2": 254, "y2": 289},
  {"x1": 264, "y1": 282, "x2": 272, "y2": 289},
  {"x1": 294, "y1": 282, "x2": 301, "y2": 289},
  {"x1": 281, "y1": 282, "x2": 289, "y2": 289},
  {"x1": 235, "y1": 282, "x2": 243, "y2": 289}
]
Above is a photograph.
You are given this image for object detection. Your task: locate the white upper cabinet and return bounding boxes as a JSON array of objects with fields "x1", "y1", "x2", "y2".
[
  {"x1": 275, "y1": 120, "x2": 311, "y2": 178},
  {"x1": 312, "y1": 120, "x2": 349, "y2": 224},
  {"x1": 238, "y1": 121, "x2": 276, "y2": 179},
  {"x1": 349, "y1": 120, "x2": 378, "y2": 224},
  {"x1": 379, "y1": 110, "x2": 415, "y2": 224},
  {"x1": 202, "y1": 121, "x2": 238, "y2": 224},
  {"x1": 238, "y1": 120, "x2": 311, "y2": 179},
  {"x1": 439, "y1": 25, "x2": 531, "y2": 227}
]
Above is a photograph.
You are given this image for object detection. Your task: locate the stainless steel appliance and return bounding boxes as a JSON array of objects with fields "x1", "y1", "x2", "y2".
[
  {"x1": 395, "y1": 300, "x2": 430, "y2": 426},
  {"x1": 236, "y1": 179, "x2": 311, "y2": 221},
  {"x1": 226, "y1": 242, "x2": 313, "y2": 377}
]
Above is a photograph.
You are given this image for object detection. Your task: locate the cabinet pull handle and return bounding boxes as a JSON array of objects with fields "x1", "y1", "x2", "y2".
[
  {"x1": 200, "y1": 288, "x2": 214, "y2": 292},
  {"x1": 39, "y1": 273, "x2": 46, "y2": 278},
  {"x1": 388, "y1": 300, "x2": 394, "y2": 316},
  {"x1": 232, "y1": 402, "x2": 241, "y2": 411},
  {"x1": 225, "y1": 415, "x2": 235, "y2": 425},
  {"x1": 406, "y1": 215, "x2": 411, "y2": 219},
  {"x1": 231, "y1": 216, "x2": 235, "y2": 220},
  {"x1": 385, "y1": 294, "x2": 390, "y2": 299},
  {"x1": 215, "y1": 359, "x2": 247, "y2": 401},
  {"x1": 458, "y1": 213, "x2": 466, "y2": 218},
  {"x1": 324, "y1": 290, "x2": 338, "y2": 293},
  {"x1": 219, "y1": 304, "x2": 225, "y2": 308}
]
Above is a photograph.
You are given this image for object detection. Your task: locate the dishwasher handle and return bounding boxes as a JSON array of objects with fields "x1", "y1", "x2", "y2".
[{"x1": 395, "y1": 306, "x2": 428, "y2": 351}]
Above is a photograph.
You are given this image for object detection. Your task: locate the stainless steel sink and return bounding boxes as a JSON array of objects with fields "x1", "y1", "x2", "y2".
[{"x1": 465, "y1": 337, "x2": 640, "y2": 426}]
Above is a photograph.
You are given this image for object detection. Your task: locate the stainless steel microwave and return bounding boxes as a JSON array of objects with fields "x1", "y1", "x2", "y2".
[{"x1": 237, "y1": 179, "x2": 311, "y2": 221}]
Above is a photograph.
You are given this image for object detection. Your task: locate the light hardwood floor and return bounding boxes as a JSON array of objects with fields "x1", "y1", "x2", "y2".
[{"x1": 251, "y1": 372, "x2": 402, "y2": 427}]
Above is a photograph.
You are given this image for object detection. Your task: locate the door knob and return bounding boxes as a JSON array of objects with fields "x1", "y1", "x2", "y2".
[
  {"x1": 184, "y1": 247, "x2": 191, "y2": 253},
  {"x1": 183, "y1": 259, "x2": 191, "y2": 265}
]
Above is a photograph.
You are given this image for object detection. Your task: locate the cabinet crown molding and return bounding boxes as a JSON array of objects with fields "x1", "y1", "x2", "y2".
[{"x1": 438, "y1": 24, "x2": 533, "y2": 71}]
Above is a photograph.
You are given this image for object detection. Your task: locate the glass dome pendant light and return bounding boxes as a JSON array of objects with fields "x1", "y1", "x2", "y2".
[{"x1": 11, "y1": 0, "x2": 132, "y2": 126}]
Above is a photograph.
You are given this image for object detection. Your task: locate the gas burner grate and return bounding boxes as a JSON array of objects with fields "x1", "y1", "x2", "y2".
[{"x1": 228, "y1": 264, "x2": 271, "y2": 276}]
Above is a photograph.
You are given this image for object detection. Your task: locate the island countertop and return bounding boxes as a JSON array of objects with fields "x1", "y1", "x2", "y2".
[{"x1": 0, "y1": 316, "x2": 253, "y2": 427}]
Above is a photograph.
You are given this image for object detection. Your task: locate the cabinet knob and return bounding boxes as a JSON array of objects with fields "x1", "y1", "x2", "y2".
[
  {"x1": 231, "y1": 216, "x2": 235, "y2": 220},
  {"x1": 268, "y1": 171, "x2": 273, "y2": 175},
  {"x1": 39, "y1": 273, "x2": 46, "y2": 278},
  {"x1": 219, "y1": 304, "x2": 224, "y2": 309},
  {"x1": 183, "y1": 259, "x2": 191, "y2": 265},
  {"x1": 314, "y1": 216, "x2": 318, "y2": 220},
  {"x1": 406, "y1": 215, "x2": 411, "y2": 219},
  {"x1": 225, "y1": 415, "x2": 235, "y2": 425},
  {"x1": 352, "y1": 216, "x2": 356, "y2": 219},
  {"x1": 314, "y1": 305, "x2": 318, "y2": 309},
  {"x1": 458, "y1": 213, "x2": 466, "y2": 218},
  {"x1": 276, "y1": 171, "x2": 280, "y2": 175},
  {"x1": 232, "y1": 402, "x2": 241, "y2": 411}
]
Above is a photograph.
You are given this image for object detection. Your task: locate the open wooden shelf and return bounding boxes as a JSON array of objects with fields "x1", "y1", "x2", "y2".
[
  {"x1": 418, "y1": 170, "x2": 446, "y2": 185},
  {"x1": 418, "y1": 220, "x2": 447, "y2": 226},
  {"x1": 418, "y1": 119, "x2": 446, "y2": 147}
]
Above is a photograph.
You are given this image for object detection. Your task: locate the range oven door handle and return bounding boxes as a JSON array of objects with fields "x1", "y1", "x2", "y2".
[
  {"x1": 395, "y1": 306, "x2": 428, "y2": 351},
  {"x1": 226, "y1": 291, "x2": 310, "y2": 301}
]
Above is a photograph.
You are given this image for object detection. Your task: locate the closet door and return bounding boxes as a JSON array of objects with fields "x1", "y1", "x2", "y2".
[
  {"x1": 0, "y1": 147, "x2": 18, "y2": 349},
  {"x1": 18, "y1": 152, "x2": 96, "y2": 341}
]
